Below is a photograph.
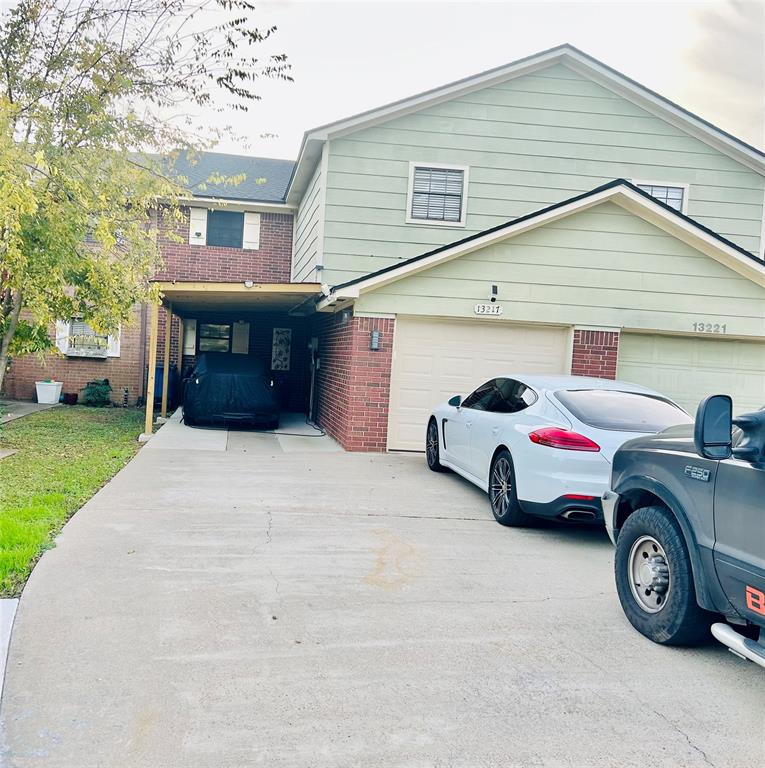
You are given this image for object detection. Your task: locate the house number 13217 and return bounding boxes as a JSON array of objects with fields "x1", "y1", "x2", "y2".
[{"x1": 692, "y1": 322, "x2": 727, "y2": 334}]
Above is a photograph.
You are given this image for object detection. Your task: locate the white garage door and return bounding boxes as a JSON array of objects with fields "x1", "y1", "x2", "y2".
[
  {"x1": 387, "y1": 316, "x2": 570, "y2": 450},
  {"x1": 617, "y1": 333, "x2": 765, "y2": 415}
]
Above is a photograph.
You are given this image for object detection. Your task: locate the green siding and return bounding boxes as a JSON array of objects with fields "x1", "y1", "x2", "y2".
[
  {"x1": 321, "y1": 63, "x2": 764, "y2": 286},
  {"x1": 354, "y1": 202, "x2": 765, "y2": 339},
  {"x1": 292, "y1": 160, "x2": 323, "y2": 282}
]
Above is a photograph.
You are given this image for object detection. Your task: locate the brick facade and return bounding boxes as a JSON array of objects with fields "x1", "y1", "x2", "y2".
[
  {"x1": 3, "y1": 206, "x2": 296, "y2": 406},
  {"x1": 3, "y1": 306, "x2": 145, "y2": 405},
  {"x1": 570, "y1": 329, "x2": 620, "y2": 379},
  {"x1": 154, "y1": 208, "x2": 293, "y2": 283},
  {"x1": 314, "y1": 313, "x2": 394, "y2": 451}
]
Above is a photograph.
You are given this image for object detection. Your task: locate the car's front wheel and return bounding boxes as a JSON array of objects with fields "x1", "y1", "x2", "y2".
[
  {"x1": 426, "y1": 419, "x2": 446, "y2": 472},
  {"x1": 489, "y1": 450, "x2": 533, "y2": 527},
  {"x1": 615, "y1": 505, "x2": 711, "y2": 646}
]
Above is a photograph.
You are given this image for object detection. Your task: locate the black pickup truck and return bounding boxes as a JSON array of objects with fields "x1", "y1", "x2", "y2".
[{"x1": 603, "y1": 394, "x2": 765, "y2": 668}]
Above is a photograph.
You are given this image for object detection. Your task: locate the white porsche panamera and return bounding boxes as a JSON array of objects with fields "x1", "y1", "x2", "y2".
[{"x1": 426, "y1": 375, "x2": 692, "y2": 527}]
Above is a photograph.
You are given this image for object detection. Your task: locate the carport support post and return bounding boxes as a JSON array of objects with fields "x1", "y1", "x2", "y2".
[
  {"x1": 143, "y1": 303, "x2": 159, "y2": 438},
  {"x1": 160, "y1": 305, "x2": 172, "y2": 418}
]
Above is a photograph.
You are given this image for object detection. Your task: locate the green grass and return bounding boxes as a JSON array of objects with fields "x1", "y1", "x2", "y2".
[{"x1": 0, "y1": 406, "x2": 144, "y2": 597}]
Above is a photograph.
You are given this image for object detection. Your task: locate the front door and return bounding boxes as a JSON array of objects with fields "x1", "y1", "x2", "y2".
[{"x1": 713, "y1": 459, "x2": 765, "y2": 623}]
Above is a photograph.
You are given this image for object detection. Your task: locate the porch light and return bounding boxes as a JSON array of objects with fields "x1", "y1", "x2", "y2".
[
  {"x1": 243, "y1": 280, "x2": 254, "y2": 288},
  {"x1": 370, "y1": 330, "x2": 381, "y2": 351}
]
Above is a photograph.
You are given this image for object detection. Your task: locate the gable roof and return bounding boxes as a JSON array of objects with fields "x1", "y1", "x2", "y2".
[
  {"x1": 165, "y1": 151, "x2": 295, "y2": 203},
  {"x1": 287, "y1": 44, "x2": 765, "y2": 204},
  {"x1": 321, "y1": 179, "x2": 765, "y2": 303}
]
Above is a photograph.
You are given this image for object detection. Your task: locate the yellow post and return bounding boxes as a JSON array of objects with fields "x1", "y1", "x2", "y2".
[
  {"x1": 176, "y1": 317, "x2": 185, "y2": 375},
  {"x1": 160, "y1": 305, "x2": 172, "y2": 418},
  {"x1": 144, "y1": 303, "x2": 159, "y2": 436}
]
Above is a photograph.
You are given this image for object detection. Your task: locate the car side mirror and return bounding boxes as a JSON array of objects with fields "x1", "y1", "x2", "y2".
[
  {"x1": 694, "y1": 394, "x2": 733, "y2": 460},
  {"x1": 448, "y1": 395, "x2": 462, "y2": 408}
]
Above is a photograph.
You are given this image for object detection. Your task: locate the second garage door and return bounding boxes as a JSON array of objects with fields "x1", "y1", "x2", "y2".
[
  {"x1": 617, "y1": 333, "x2": 765, "y2": 415},
  {"x1": 387, "y1": 316, "x2": 570, "y2": 450}
]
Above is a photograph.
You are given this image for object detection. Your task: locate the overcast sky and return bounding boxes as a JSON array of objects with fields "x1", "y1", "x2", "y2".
[{"x1": 213, "y1": 0, "x2": 764, "y2": 160}]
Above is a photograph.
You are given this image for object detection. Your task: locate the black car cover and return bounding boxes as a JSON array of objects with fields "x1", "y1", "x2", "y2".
[{"x1": 182, "y1": 353, "x2": 279, "y2": 427}]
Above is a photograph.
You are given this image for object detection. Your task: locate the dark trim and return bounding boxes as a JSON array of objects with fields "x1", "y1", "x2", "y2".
[
  {"x1": 332, "y1": 179, "x2": 763, "y2": 293},
  {"x1": 519, "y1": 495, "x2": 604, "y2": 521}
]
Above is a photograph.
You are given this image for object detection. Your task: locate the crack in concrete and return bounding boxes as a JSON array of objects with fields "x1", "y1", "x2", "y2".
[{"x1": 653, "y1": 710, "x2": 717, "y2": 767}]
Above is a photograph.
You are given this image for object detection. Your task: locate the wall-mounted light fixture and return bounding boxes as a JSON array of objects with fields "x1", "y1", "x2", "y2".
[
  {"x1": 243, "y1": 280, "x2": 254, "y2": 288},
  {"x1": 340, "y1": 309, "x2": 352, "y2": 324},
  {"x1": 370, "y1": 329, "x2": 381, "y2": 351}
]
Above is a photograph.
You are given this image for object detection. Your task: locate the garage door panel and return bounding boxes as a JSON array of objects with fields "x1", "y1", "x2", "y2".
[
  {"x1": 388, "y1": 317, "x2": 569, "y2": 450},
  {"x1": 617, "y1": 334, "x2": 765, "y2": 416}
]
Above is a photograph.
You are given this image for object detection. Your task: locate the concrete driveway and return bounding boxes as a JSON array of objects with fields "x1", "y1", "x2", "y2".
[{"x1": 1, "y1": 422, "x2": 763, "y2": 767}]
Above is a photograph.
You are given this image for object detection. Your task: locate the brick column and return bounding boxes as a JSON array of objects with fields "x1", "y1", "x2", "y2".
[
  {"x1": 571, "y1": 329, "x2": 619, "y2": 379},
  {"x1": 314, "y1": 312, "x2": 395, "y2": 451}
]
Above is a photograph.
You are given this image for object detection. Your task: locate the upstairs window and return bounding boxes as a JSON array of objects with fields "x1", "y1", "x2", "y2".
[
  {"x1": 636, "y1": 183, "x2": 687, "y2": 213},
  {"x1": 188, "y1": 208, "x2": 261, "y2": 249},
  {"x1": 407, "y1": 164, "x2": 468, "y2": 226},
  {"x1": 206, "y1": 210, "x2": 244, "y2": 248}
]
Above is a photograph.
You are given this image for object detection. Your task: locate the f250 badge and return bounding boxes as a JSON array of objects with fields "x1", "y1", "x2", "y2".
[{"x1": 684, "y1": 465, "x2": 711, "y2": 482}]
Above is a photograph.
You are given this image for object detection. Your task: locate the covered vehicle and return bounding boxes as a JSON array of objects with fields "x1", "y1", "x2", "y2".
[{"x1": 182, "y1": 353, "x2": 279, "y2": 428}]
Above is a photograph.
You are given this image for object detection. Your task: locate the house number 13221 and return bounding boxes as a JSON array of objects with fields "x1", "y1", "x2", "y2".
[{"x1": 692, "y1": 322, "x2": 727, "y2": 334}]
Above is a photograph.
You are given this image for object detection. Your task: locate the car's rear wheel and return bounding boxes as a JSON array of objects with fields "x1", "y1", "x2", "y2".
[
  {"x1": 615, "y1": 505, "x2": 711, "y2": 646},
  {"x1": 426, "y1": 419, "x2": 446, "y2": 472},
  {"x1": 489, "y1": 450, "x2": 533, "y2": 527}
]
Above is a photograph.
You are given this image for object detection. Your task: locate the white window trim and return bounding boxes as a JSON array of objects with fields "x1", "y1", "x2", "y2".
[
  {"x1": 405, "y1": 161, "x2": 469, "y2": 228},
  {"x1": 632, "y1": 180, "x2": 690, "y2": 215},
  {"x1": 55, "y1": 319, "x2": 120, "y2": 358}
]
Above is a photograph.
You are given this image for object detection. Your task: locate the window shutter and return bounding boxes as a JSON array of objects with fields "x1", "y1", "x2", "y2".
[
  {"x1": 182, "y1": 319, "x2": 197, "y2": 354},
  {"x1": 243, "y1": 212, "x2": 261, "y2": 250},
  {"x1": 55, "y1": 320, "x2": 70, "y2": 353},
  {"x1": 107, "y1": 325, "x2": 121, "y2": 357},
  {"x1": 188, "y1": 208, "x2": 207, "y2": 245}
]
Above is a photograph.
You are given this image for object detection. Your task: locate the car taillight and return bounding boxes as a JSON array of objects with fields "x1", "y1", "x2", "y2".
[{"x1": 528, "y1": 427, "x2": 600, "y2": 452}]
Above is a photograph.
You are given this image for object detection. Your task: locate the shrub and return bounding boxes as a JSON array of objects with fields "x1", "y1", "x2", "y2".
[{"x1": 80, "y1": 378, "x2": 112, "y2": 407}]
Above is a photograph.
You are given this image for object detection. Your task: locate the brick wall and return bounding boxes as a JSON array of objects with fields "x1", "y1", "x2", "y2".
[
  {"x1": 571, "y1": 329, "x2": 620, "y2": 379},
  {"x1": 154, "y1": 208, "x2": 293, "y2": 283},
  {"x1": 3, "y1": 306, "x2": 144, "y2": 404},
  {"x1": 314, "y1": 313, "x2": 394, "y2": 451}
]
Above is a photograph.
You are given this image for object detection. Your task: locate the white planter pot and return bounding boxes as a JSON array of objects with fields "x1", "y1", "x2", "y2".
[{"x1": 35, "y1": 381, "x2": 63, "y2": 405}]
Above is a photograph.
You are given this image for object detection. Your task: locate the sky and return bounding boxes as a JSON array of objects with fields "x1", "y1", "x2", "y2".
[{"x1": 209, "y1": 0, "x2": 765, "y2": 160}]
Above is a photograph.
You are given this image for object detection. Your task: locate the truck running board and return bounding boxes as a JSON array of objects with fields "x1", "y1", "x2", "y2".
[{"x1": 711, "y1": 623, "x2": 765, "y2": 669}]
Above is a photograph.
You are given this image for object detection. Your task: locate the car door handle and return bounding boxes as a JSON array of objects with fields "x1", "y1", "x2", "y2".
[
  {"x1": 466, "y1": 421, "x2": 472, "y2": 428},
  {"x1": 492, "y1": 426, "x2": 500, "y2": 435}
]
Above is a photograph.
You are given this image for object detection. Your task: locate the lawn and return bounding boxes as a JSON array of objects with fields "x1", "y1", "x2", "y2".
[{"x1": 0, "y1": 406, "x2": 144, "y2": 597}]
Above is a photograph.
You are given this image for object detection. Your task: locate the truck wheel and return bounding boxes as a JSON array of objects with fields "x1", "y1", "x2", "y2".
[
  {"x1": 489, "y1": 450, "x2": 534, "y2": 527},
  {"x1": 615, "y1": 505, "x2": 711, "y2": 646}
]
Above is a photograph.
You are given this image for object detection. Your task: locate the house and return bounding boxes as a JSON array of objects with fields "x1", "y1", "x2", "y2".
[{"x1": 5, "y1": 44, "x2": 765, "y2": 451}]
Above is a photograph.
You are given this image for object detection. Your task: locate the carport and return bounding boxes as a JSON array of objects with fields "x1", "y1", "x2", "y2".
[{"x1": 143, "y1": 281, "x2": 322, "y2": 436}]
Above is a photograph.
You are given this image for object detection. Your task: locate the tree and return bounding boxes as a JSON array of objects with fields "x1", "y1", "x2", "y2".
[{"x1": 0, "y1": 0, "x2": 291, "y2": 393}]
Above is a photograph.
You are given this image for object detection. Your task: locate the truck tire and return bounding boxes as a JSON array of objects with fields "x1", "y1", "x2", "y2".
[{"x1": 615, "y1": 505, "x2": 711, "y2": 646}]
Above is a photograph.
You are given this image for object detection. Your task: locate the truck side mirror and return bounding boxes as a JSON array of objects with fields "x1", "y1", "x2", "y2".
[
  {"x1": 694, "y1": 394, "x2": 733, "y2": 460},
  {"x1": 448, "y1": 395, "x2": 462, "y2": 408}
]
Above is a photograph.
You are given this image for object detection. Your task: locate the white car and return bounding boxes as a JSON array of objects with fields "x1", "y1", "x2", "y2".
[{"x1": 426, "y1": 375, "x2": 692, "y2": 526}]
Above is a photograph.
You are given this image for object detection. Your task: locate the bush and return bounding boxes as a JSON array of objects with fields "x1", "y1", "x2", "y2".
[{"x1": 80, "y1": 378, "x2": 112, "y2": 407}]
